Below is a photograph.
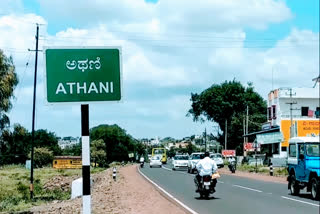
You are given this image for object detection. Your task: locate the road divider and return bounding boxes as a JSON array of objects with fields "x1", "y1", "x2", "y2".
[
  {"x1": 138, "y1": 166, "x2": 199, "y2": 214},
  {"x1": 232, "y1": 185, "x2": 263, "y2": 193},
  {"x1": 281, "y1": 196, "x2": 320, "y2": 207}
]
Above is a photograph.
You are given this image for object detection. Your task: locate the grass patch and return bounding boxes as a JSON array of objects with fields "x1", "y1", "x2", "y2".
[
  {"x1": 236, "y1": 164, "x2": 288, "y2": 176},
  {"x1": 0, "y1": 165, "x2": 106, "y2": 212}
]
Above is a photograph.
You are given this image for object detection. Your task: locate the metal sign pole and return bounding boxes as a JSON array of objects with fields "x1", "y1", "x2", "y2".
[{"x1": 81, "y1": 104, "x2": 91, "y2": 214}]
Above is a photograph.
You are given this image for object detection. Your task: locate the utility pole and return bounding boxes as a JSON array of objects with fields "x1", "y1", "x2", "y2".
[
  {"x1": 30, "y1": 24, "x2": 39, "y2": 199},
  {"x1": 285, "y1": 88, "x2": 297, "y2": 138},
  {"x1": 225, "y1": 119, "x2": 227, "y2": 150},
  {"x1": 243, "y1": 117, "x2": 246, "y2": 157},
  {"x1": 204, "y1": 128, "x2": 207, "y2": 152},
  {"x1": 246, "y1": 106, "x2": 249, "y2": 144}
]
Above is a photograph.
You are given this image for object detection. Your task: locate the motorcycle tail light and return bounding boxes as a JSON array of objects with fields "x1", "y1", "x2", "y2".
[{"x1": 203, "y1": 176, "x2": 211, "y2": 182}]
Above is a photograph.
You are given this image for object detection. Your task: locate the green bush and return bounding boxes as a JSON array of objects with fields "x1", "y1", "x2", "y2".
[{"x1": 30, "y1": 147, "x2": 54, "y2": 168}]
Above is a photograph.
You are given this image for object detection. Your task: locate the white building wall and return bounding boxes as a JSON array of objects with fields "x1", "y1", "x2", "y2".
[
  {"x1": 279, "y1": 98, "x2": 319, "y2": 121},
  {"x1": 267, "y1": 86, "x2": 319, "y2": 158}
]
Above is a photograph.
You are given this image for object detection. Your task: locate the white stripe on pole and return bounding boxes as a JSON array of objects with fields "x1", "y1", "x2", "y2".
[
  {"x1": 83, "y1": 195, "x2": 91, "y2": 214},
  {"x1": 82, "y1": 136, "x2": 90, "y2": 165}
]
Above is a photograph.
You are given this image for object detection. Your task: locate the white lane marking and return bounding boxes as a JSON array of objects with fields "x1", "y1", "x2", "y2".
[
  {"x1": 138, "y1": 167, "x2": 199, "y2": 214},
  {"x1": 162, "y1": 166, "x2": 172, "y2": 171},
  {"x1": 218, "y1": 181, "x2": 224, "y2": 184},
  {"x1": 233, "y1": 185, "x2": 263, "y2": 193},
  {"x1": 281, "y1": 196, "x2": 320, "y2": 207}
]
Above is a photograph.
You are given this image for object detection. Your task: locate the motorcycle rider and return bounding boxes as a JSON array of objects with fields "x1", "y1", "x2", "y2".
[
  {"x1": 139, "y1": 156, "x2": 145, "y2": 167},
  {"x1": 228, "y1": 156, "x2": 236, "y2": 172},
  {"x1": 195, "y1": 151, "x2": 218, "y2": 192}
]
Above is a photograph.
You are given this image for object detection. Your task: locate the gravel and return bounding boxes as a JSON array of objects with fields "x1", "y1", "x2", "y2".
[{"x1": 31, "y1": 165, "x2": 187, "y2": 214}]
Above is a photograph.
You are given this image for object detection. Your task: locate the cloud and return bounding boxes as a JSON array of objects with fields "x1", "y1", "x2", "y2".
[
  {"x1": 208, "y1": 28, "x2": 319, "y2": 97},
  {"x1": 1, "y1": 1, "x2": 318, "y2": 139},
  {"x1": 39, "y1": 0, "x2": 292, "y2": 32}
]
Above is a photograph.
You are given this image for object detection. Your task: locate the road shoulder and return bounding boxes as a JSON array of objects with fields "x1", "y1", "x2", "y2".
[{"x1": 219, "y1": 167, "x2": 287, "y2": 184}]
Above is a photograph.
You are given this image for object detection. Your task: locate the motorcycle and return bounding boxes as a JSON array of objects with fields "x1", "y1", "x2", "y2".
[
  {"x1": 140, "y1": 161, "x2": 144, "y2": 168},
  {"x1": 195, "y1": 175, "x2": 217, "y2": 199},
  {"x1": 228, "y1": 160, "x2": 236, "y2": 173}
]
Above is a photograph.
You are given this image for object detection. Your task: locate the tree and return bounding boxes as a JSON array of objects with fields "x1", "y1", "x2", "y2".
[
  {"x1": 62, "y1": 143, "x2": 81, "y2": 156},
  {"x1": 30, "y1": 147, "x2": 54, "y2": 168},
  {"x1": 186, "y1": 142, "x2": 197, "y2": 155},
  {"x1": 0, "y1": 50, "x2": 18, "y2": 131},
  {"x1": 90, "y1": 124, "x2": 138, "y2": 162},
  {"x1": 33, "y1": 129, "x2": 62, "y2": 155},
  {"x1": 0, "y1": 124, "x2": 30, "y2": 165},
  {"x1": 91, "y1": 139, "x2": 106, "y2": 167},
  {"x1": 188, "y1": 80, "x2": 266, "y2": 153}
]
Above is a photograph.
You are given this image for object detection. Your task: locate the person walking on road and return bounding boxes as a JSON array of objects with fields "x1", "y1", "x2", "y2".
[{"x1": 195, "y1": 152, "x2": 218, "y2": 192}]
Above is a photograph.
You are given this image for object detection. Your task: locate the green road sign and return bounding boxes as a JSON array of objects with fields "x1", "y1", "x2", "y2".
[{"x1": 44, "y1": 47, "x2": 122, "y2": 103}]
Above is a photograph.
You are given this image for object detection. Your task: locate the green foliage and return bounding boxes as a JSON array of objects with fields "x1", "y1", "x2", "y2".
[
  {"x1": 62, "y1": 143, "x2": 81, "y2": 156},
  {"x1": 188, "y1": 80, "x2": 266, "y2": 153},
  {"x1": 91, "y1": 139, "x2": 107, "y2": 167},
  {"x1": 0, "y1": 165, "x2": 82, "y2": 212},
  {"x1": 0, "y1": 124, "x2": 31, "y2": 165},
  {"x1": 0, "y1": 50, "x2": 18, "y2": 131},
  {"x1": 90, "y1": 124, "x2": 141, "y2": 163},
  {"x1": 33, "y1": 129, "x2": 62, "y2": 155},
  {"x1": 30, "y1": 147, "x2": 54, "y2": 168},
  {"x1": 0, "y1": 125, "x2": 62, "y2": 166},
  {"x1": 237, "y1": 164, "x2": 288, "y2": 176},
  {"x1": 167, "y1": 143, "x2": 198, "y2": 157}
]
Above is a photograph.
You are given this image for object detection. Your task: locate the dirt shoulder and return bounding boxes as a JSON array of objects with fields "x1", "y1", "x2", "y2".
[
  {"x1": 31, "y1": 165, "x2": 186, "y2": 214},
  {"x1": 219, "y1": 167, "x2": 287, "y2": 184}
]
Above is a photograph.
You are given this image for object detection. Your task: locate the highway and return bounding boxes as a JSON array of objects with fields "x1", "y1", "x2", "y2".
[{"x1": 139, "y1": 163, "x2": 320, "y2": 214}]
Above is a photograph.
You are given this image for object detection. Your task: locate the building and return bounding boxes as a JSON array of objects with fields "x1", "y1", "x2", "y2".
[
  {"x1": 247, "y1": 81, "x2": 319, "y2": 159},
  {"x1": 58, "y1": 136, "x2": 80, "y2": 149}
]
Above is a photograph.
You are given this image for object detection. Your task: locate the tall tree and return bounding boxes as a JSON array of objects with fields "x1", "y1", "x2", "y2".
[
  {"x1": 0, "y1": 50, "x2": 18, "y2": 131},
  {"x1": 33, "y1": 129, "x2": 62, "y2": 155},
  {"x1": 0, "y1": 124, "x2": 30, "y2": 165},
  {"x1": 188, "y1": 80, "x2": 266, "y2": 153},
  {"x1": 90, "y1": 124, "x2": 138, "y2": 162}
]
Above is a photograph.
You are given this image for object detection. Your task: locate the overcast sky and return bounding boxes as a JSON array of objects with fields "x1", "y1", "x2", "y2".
[{"x1": 1, "y1": 0, "x2": 319, "y2": 139}]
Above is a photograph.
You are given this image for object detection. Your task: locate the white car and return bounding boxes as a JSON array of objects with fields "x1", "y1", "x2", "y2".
[
  {"x1": 187, "y1": 152, "x2": 203, "y2": 173},
  {"x1": 210, "y1": 153, "x2": 224, "y2": 168},
  {"x1": 150, "y1": 156, "x2": 162, "y2": 168},
  {"x1": 172, "y1": 155, "x2": 189, "y2": 170}
]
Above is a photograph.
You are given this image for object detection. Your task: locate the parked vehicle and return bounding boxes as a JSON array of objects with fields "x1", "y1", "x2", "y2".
[
  {"x1": 187, "y1": 152, "x2": 203, "y2": 174},
  {"x1": 172, "y1": 155, "x2": 189, "y2": 170},
  {"x1": 210, "y1": 153, "x2": 224, "y2": 168},
  {"x1": 150, "y1": 155, "x2": 162, "y2": 168},
  {"x1": 287, "y1": 137, "x2": 320, "y2": 200},
  {"x1": 195, "y1": 175, "x2": 217, "y2": 199}
]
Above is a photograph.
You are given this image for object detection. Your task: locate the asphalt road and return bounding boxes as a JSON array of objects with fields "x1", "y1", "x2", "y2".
[{"x1": 140, "y1": 163, "x2": 320, "y2": 214}]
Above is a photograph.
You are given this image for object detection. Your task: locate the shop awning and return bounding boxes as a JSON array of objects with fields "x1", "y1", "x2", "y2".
[
  {"x1": 256, "y1": 132, "x2": 283, "y2": 144},
  {"x1": 243, "y1": 127, "x2": 280, "y2": 137}
]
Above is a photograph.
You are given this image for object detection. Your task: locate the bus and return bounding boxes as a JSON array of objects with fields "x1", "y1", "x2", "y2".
[{"x1": 152, "y1": 148, "x2": 167, "y2": 164}]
